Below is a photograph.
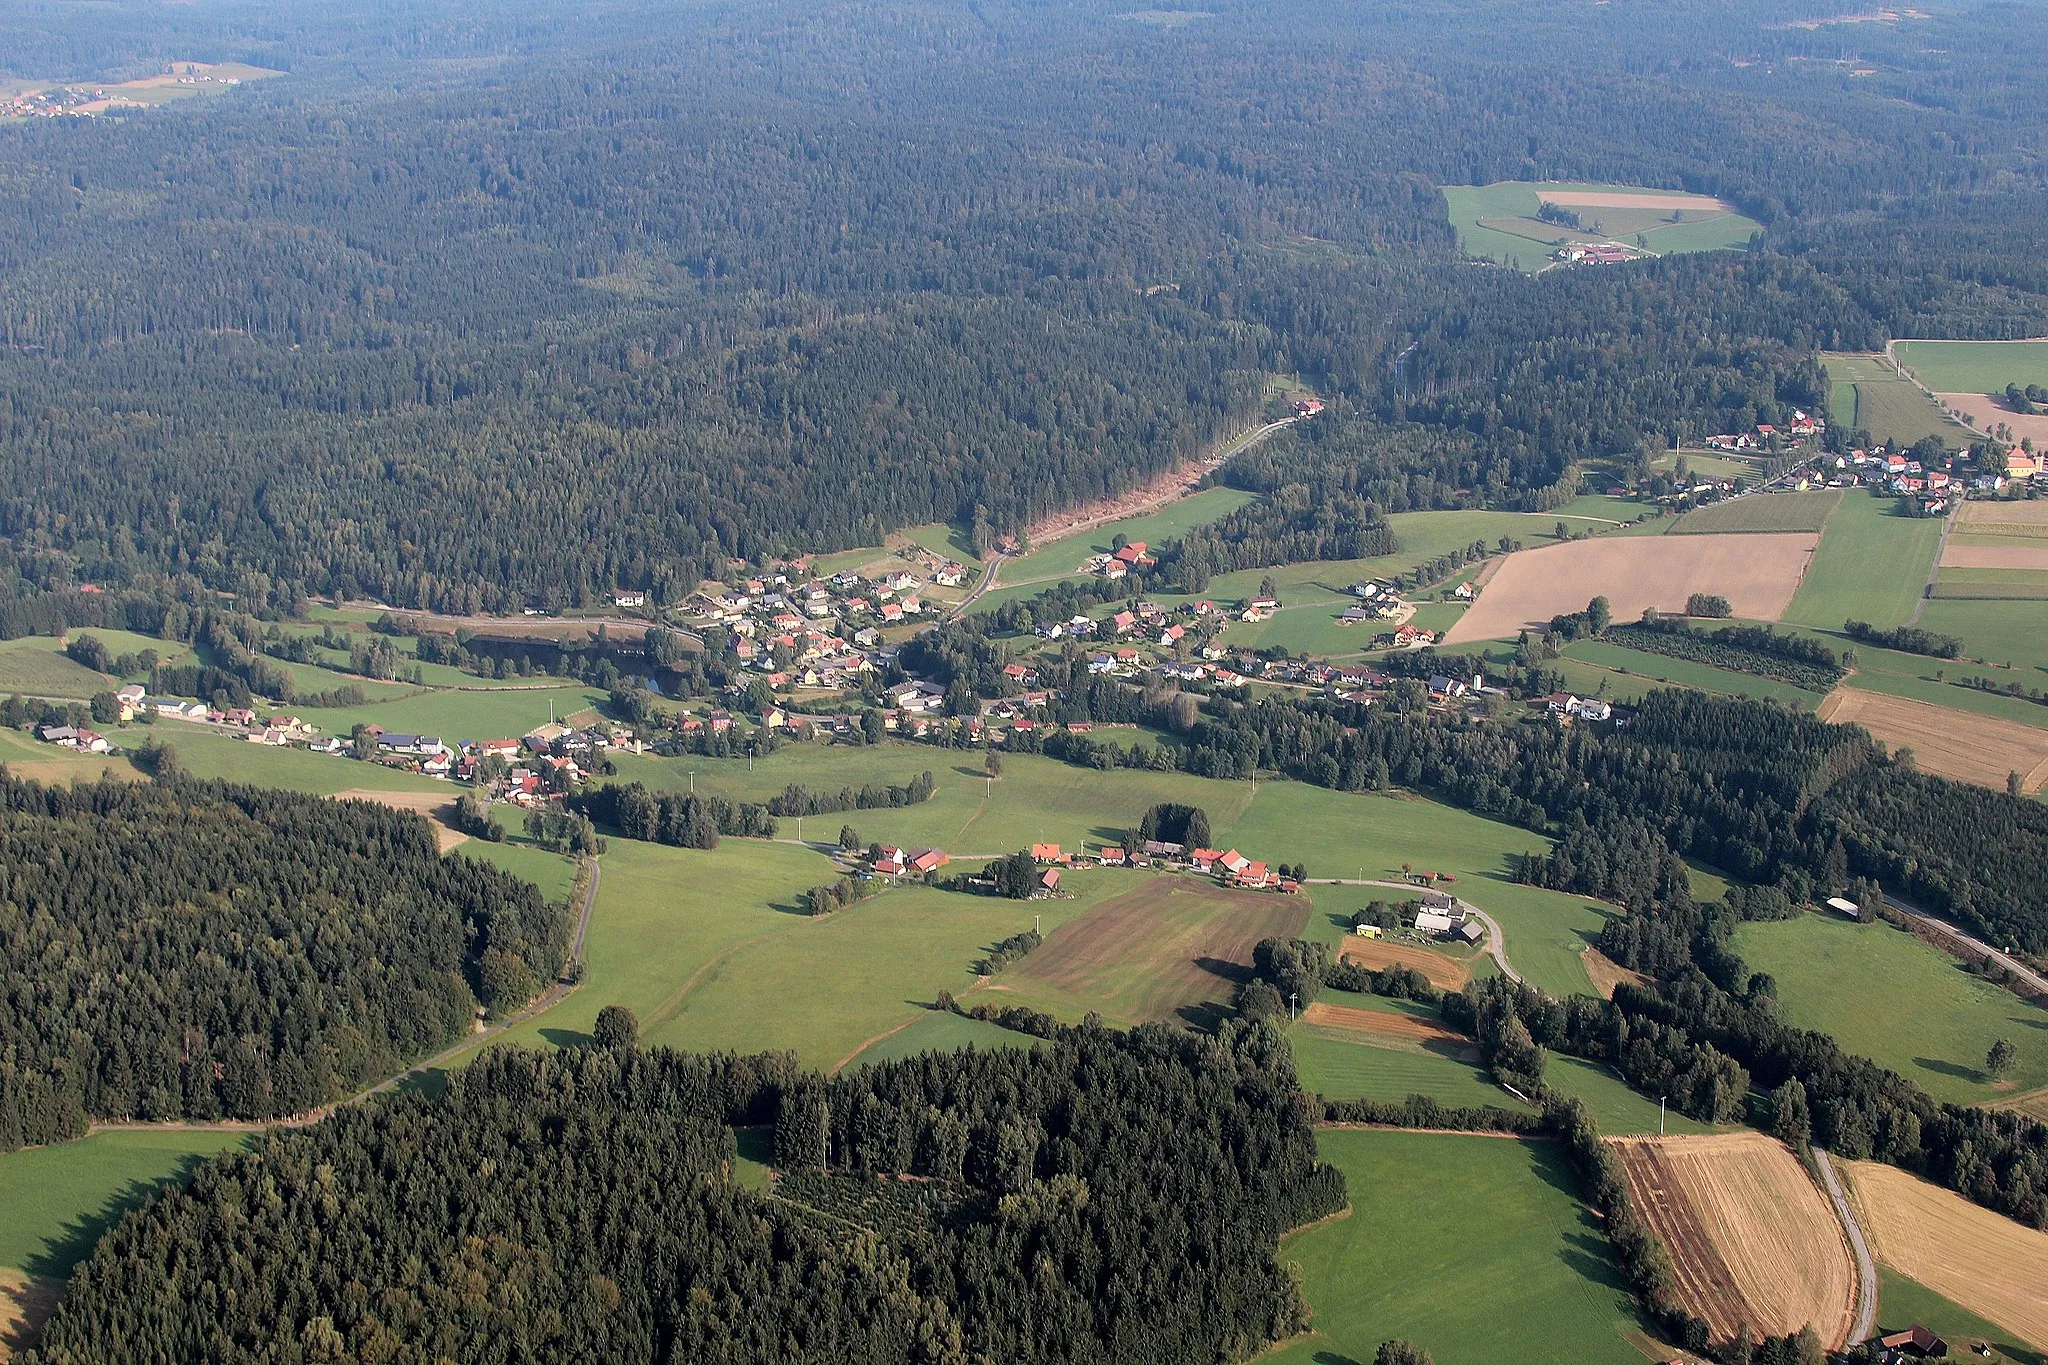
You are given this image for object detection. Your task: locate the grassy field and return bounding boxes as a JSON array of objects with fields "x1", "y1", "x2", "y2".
[
  {"x1": 1562, "y1": 639, "x2": 1826, "y2": 709},
  {"x1": 163, "y1": 730, "x2": 455, "y2": 795},
  {"x1": 1917, "y1": 597, "x2": 2048, "y2": 673},
  {"x1": 1824, "y1": 352, "x2": 1976, "y2": 449},
  {"x1": 1270, "y1": 1128, "x2": 1648, "y2": 1365},
  {"x1": 846, "y1": 1010, "x2": 1042, "y2": 1069},
  {"x1": 1735, "y1": 912, "x2": 2048, "y2": 1106},
  {"x1": 274, "y1": 685, "x2": 607, "y2": 742},
  {"x1": 1893, "y1": 340, "x2": 2048, "y2": 393},
  {"x1": 1291, "y1": 1025, "x2": 1531, "y2": 1112},
  {"x1": 1783, "y1": 490, "x2": 1945, "y2": 631},
  {"x1": 1441, "y1": 181, "x2": 1760, "y2": 274},
  {"x1": 992, "y1": 487, "x2": 1258, "y2": 588},
  {"x1": 1455, "y1": 879, "x2": 1619, "y2": 1000},
  {"x1": 1546, "y1": 1056, "x2": 1712, "y2": 1137},
  {"x1": 0, "y1": 1130, "x2": 253, "y2": 1280},
  {"x1": 0, "y1": 637, "x2": 112, "y2": 698},
  {"x1": 1671, "y1": 491, "x2": 1840, "y2": 535},
  {"x1": 456, "y1": 840, "x2": 581, "y2": 903}
]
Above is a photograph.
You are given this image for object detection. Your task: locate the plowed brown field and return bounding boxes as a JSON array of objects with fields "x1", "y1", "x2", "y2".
[
  {"x1": 1443, "y1": 533, "x2": 1818, "y2": 645},
  {"x1": 1299, "y1": 1001, "x2": 1472, "y2": 1053},
  {"x1": 1816, "y1": 688, "x2": 2048, "y2": 794},
  {"x1": 1844, "y1": 1159, "x2": 2048, "y2": 1349},
  {"x1": 1337, "y1": 937, "x2": 1471, "y2": 991},
  {"x1": 1613, "y1": 1133, "x2": 1856, "y2": 1347}
]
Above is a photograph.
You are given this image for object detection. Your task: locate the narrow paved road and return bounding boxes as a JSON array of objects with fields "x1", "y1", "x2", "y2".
[
  {"x1": 1885, "y1": 892, "x2": 2048, "y2": 997},
  {"x1": 1815, "y1": 1148, "x2": 1878, "y2": 1346}
]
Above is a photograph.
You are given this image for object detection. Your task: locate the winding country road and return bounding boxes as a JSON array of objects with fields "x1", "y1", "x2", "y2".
[
  {"x1": 1884, "y1": 892, "x2": 2048, "y2": 997},
  {"x1": 1814, "y1": 1148, "x2": 1878, "y2": 1346}
]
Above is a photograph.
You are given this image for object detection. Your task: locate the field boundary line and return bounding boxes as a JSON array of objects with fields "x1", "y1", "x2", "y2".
[
  {"x1": 1908, "y1": 506, "x2": 1957, "y2": 625},
  {"x1": 827, "y1": 1012, "x2": 929, "y2": 1075},
  {"x1": 1814, "y1": 1148, "x2": 1877, "y2": 1345}
]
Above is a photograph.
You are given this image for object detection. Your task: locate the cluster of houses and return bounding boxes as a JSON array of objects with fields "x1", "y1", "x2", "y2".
[
  {"x1": 1025, "y1": 841, "x2": 1301, "y2": 893},
  {"x1": 1085, "y1": 540, "x2": 1157, "y2": 580},
  {"x1": 1553, "y1": 242, "x2": 1641, "y2": 266},
  {"x1": 1702, "y1": 410, "x2": 1826, "y2": 452},
  {"x1": 865, "y1": 845, "x2": 950, "y2": 877}
]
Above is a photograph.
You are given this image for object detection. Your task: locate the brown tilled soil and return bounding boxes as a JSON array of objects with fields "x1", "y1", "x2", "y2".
[
  {"x1": 1816, "y1": 688, "x2": 2048, "y2": 795},
  {"x1": 1337, "y1": 937, "x2": 1472, "y2": 991},
  {"x1": 1443, "y1": 533, "x2": 1818, "y2": 645},
  {"x1": 1003, "y1": 877, "x2": 1307, "y2": 1025},
  {"x1": 331, "y1": 788, "x2": 470, "y2": 851},
  {"x1": 1580, "y1": 947, "x2": 1650, "y2": 1000},
  {"x1": 1845, "y1": 1158, "x2": 2048, "y2": 1348},
  {"x1": 1613, "y1": 1132, "x2": 1856, "y2": 1347},
  {"x1": 1298, "y1": 1001, "x2": 1471, "y2": 1051},
  {"x1": 1939, "y1": 543, "x2": 2048, "y2": 570}
]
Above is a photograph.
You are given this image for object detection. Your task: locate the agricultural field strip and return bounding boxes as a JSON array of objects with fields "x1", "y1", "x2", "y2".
[{"x1": 1817, "y1": 687, "x2": 2048, "y2": 795}]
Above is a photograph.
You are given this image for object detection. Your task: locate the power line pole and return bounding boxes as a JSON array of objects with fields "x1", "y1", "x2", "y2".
[{"x1": 1289, "y1": 992, "x2": 1298, "y2": 1022}]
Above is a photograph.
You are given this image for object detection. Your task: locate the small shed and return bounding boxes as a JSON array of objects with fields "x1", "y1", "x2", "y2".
[
  {"x1": 1458, "y1": 921, "x2": 1484, "y2": 945},
  {"x1": 1826, "y1": 896, "x2": 1861, "y2": 920}
]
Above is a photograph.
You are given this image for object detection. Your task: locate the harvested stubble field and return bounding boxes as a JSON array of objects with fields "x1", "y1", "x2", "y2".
[
  {"x1": 1299, "y1": 1000, "x2": 1474, "y2": 1056},
  {"x1": 1580, "y1": 946, "x2": 1649, "y2": 999},
  {"x1": 1443, "y1": 533, "x2": 1818, "y2": 645},
  {"x1": 331, "y1": 788, "x2": 470, "y2": 851},
  {"x1": 1845, "y1": 1159, "x2": 2048, "y2": 1350},
  {"x1": 1941, "y1": 544, "x2": 2048, "y2": 571},
  {"x1": 1816, "y1": 688, "x2": 2048, "y2": 794},
  {"x1": 1937, "y1": 393, "x2": 2048, "y2": 446},
  {"x1": 1672, "y1": 491, "x2": 1841, "y2": 535},
  {"x1": 1613, "y1": 1133, "x2": 1856, "y2": 1348},
  {"x1": 996, "y1": 877, "x2": 1306, "y2": 1026},
  {"x1": 1958, "y1": 500, "x2": 2048, "y2": 534},
  {"x1": 1337, "y1": 936, "x2": 1471, "y2": 991}
]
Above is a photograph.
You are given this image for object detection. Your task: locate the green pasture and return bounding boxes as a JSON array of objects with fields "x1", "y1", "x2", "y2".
[
  {"x1": 61, "y1": 628, "x2": 194, "y2": 673},
  {"x1": 1822, "y1": 353, "x2": 1973, "y2": 448},
  {"x1": 1893, "y1": 339, "x2": 2048, "y2": 393},
  {"x1": 846, "y1": 1010, "x2": 1043, "y2": 1069},
  {"x1": 0, "y1": 636, "x2": 111, "y2": 698},
  {"x1": 995, "y1": 487, "x2": 1257, "y2": 588},
  {"x1": 482, "y1": 837, "x2": 1140, "y2": 1070},
  {"x1": 1783, "y1": 491, "x2": 1944, "y2": 632},
  {"x1": 1549, "y1": 494, "x2": 1656, "y2": 523},
  {"x1": 1560, "y1": 639, "x2": 1826, "y2": 709},
  {"x1": 1441, "y1": 180, "x2": 1759, "y2": 274},
  {"x1": 1916, "y1": 598, "x2": 2048, "y2": 674},
  {"x1": 609, "y1": 744, "x2": 1259, "y2": 856},
  {"x1": 1543, "y1": 658, "x2": 1664, "y2": 708},
  {"x1": 1455, "y1": 879, "x2": 1618, "y2": 1001},
  {"x1": 1671, "y1": 490, "x2": 1840, "y2": 534},
  {"x1": 1545, "y1": 1056, "x2": 1712, "y2": 1137},
  {"x1": 1660, "y1": 450, "x2": 1765, "y2": 482},
  {"x1": 458, "y1": 840, "x2": 581, "y2": 903},
  {"x1": 1875, "y1": 1266, "x2": 2045, "y2": 1365},
  {"x1": 274, "y1": 685, "x2": 607, "y2": 742},
  {"x1": 1734, "y1": 912, "x2": 2048, "y2": 1106},
  {"x1": 1271, "y1": 1128, "x2": 1646, "y2": 1365},
  {"x1": 1291, "y1": 1026, "x2": 1529, "y2": 1113},
  {"x1": 0, "y1": 1129, "x2": 254, "y2": 1280},
  {"x1": 1771, "y1": 619, "x2": 2048, "y2": 732},
  {"x1": 162, "y1": 732, "x2": 453, "y2": 795}
]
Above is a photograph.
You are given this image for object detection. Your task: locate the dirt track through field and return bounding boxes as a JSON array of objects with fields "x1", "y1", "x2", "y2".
[
  {"x1": 1939, "y1": 543, "x2": 2048, "y2": 570},
  {"x1": 1816, "y1": 688, "x2": 2048, "y2": 795},
  {"x1": 1003, "y1": 877, "x2": 1306, "y2": 1024},
  {"x1": 1299, "y1": 1001, "x2": 1472, "y2": 1053},
  {"x1": 331, "y1": 788, "x2": 470, "y2": 851},
  {"x1": 1613, "y1": 1133, "x2": 1857, "y2": 1347},
  {"x1": 1844, "y1": 1159, "x2": 2048, "y2": 1348},
  {"x1": 1443, "y1": 533, "x2": 1819, "y2": 645},
  {"x1": 1337, "y1": 938, "x2": 1471, "y2": 990}
]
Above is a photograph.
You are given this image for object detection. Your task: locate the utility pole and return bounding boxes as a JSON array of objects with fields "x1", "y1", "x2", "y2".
[
  {"x1": 689, "y1": 770, "x2": 695, "y2": 793},
  {"x1": 1660, "y1": 1096, "x2": 1666, "y2": 1136},
  {"x1": 797, "y1": 816, "x2": 803, "y2": 844},
  {"x1": 1033, "y1": 912, "x2": 1041, "y2": 935},
  {"x1": 1290, "y1": 992, "x2": 1299, "y2": 1021}
]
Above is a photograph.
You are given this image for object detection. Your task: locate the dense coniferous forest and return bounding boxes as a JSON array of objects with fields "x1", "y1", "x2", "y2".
[
  {"x1": 0, "y1": 774, "x2": 566, "y2": 1148},
  {"x1": 26, "y1": 1023, "x2": 1339, "y2": 1365},
  {"x1": 3, "y1": 0, "x2": 2048, "y2": 605}
]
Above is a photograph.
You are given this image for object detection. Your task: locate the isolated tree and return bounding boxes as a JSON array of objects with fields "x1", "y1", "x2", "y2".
[
  {"x1": 1376, "y1": 1342, "x2": 1434, "y2": 1365},
  {"x1": 2011, "y1": 771, "x2": 2025, "y2": 798},
  {"x1": 984, "y1": 750, "x2": 1003, "y2": 779},
  {"x1": 592, "y1": 1005, "x2": 639, "y2": 1050},
  {"x1": 1988, "y1": 1038, "x2": 2017, "y2": 1077},
  {"x1": 838, "y1": 823, "x2": 860, "y2": 851},
  {"x1": 1586, "y1": 595, "x2": 1612, "y2": 635}
]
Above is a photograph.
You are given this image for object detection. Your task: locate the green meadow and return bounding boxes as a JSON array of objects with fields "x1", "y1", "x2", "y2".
[
  {"x1": 0, "y1": 1130, "x2": 254, "y2": 1280},
  {"x1": 847, "y1": 1010, "x2": 1044, "y2": 1068},
  {"x1": 1561, "y1": 638, "x2": 1826, "y2": 709},
  {"x1": 1893, "y1": 339, "x2": 2048, "y2": 393},
  {"x1": 1875, "y1": 1266, "x2": 2045, "y2": 1365},
  {"x1": 0, "y1": 636, "x2": 115, "y2": 698},
  {"x1": 1823, "y1": 352, "x2": 1974, "y2": 449},
  {"x1": 1270, "y1": 1128, "x2": 1647, "y2": 1365},
  {"x1": 1441, "y1": 180, "x2": 1760, "y2": 274},
  {"x1": 1545, "y1": 1055, "x2": 1712, "y2": 1137},
  {"x1": 1734, "y1": 912, "x2": 2048, "y2": 1106},
  {"x1": 1784, "y1": 490, "x2": 1945, "y2": 632},
  {"x1": 1290, "y1": 1026, "x2": 1528, "y2": 1112}
]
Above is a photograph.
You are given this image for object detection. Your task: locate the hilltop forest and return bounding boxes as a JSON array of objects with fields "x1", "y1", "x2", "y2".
[{"x1": 1, "y1": 0, "x2": 2048, "y2": 608}]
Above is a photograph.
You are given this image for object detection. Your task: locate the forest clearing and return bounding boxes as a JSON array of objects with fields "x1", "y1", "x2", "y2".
[
  {"x1": 1845, "y1": 1160, "x2": 2048, "y2": 1350},
  {"x1": 1612, "y1": 1133, "x2": 1857, "y2": 1347},
  {"x1": 1816, "y1": 688, "x2": 2048, "y2": 794},
  {"x1": 1443, "y1": 532, "x2": 1818, "y2": 644}
]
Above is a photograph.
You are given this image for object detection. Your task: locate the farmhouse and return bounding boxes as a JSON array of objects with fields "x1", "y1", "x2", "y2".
[
  {"x1": 1867, "y1": 1325, "x2": 1947, "y2": 1360},
  {"x1": 1413, "y1": 909, "x2": 1456, "y2": 937}
]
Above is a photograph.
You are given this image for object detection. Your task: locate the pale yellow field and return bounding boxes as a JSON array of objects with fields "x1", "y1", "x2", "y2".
[
  {"x1": 1817, "y1": 688, "x2": 2048, "y2": 794},
  {"x1": 1613, "y1": 1132, "x2": 1856, "y2": 1347},
  {"x1": 1844, "y1": 1159, "x2": 2048, "y2": 1349},
  {"x1": 1444, "y1": 533, "x2": 1818, "y2": 644},
  {"x1": 1940, "y1": 543, "x2": 2048, "y2": 570},
  {"x1": 0, "y1": 1270, "x2": 58, "y2": 1362},
  {"x1": 331, "y1": 788, "x2": 470, "y2": 851}
]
